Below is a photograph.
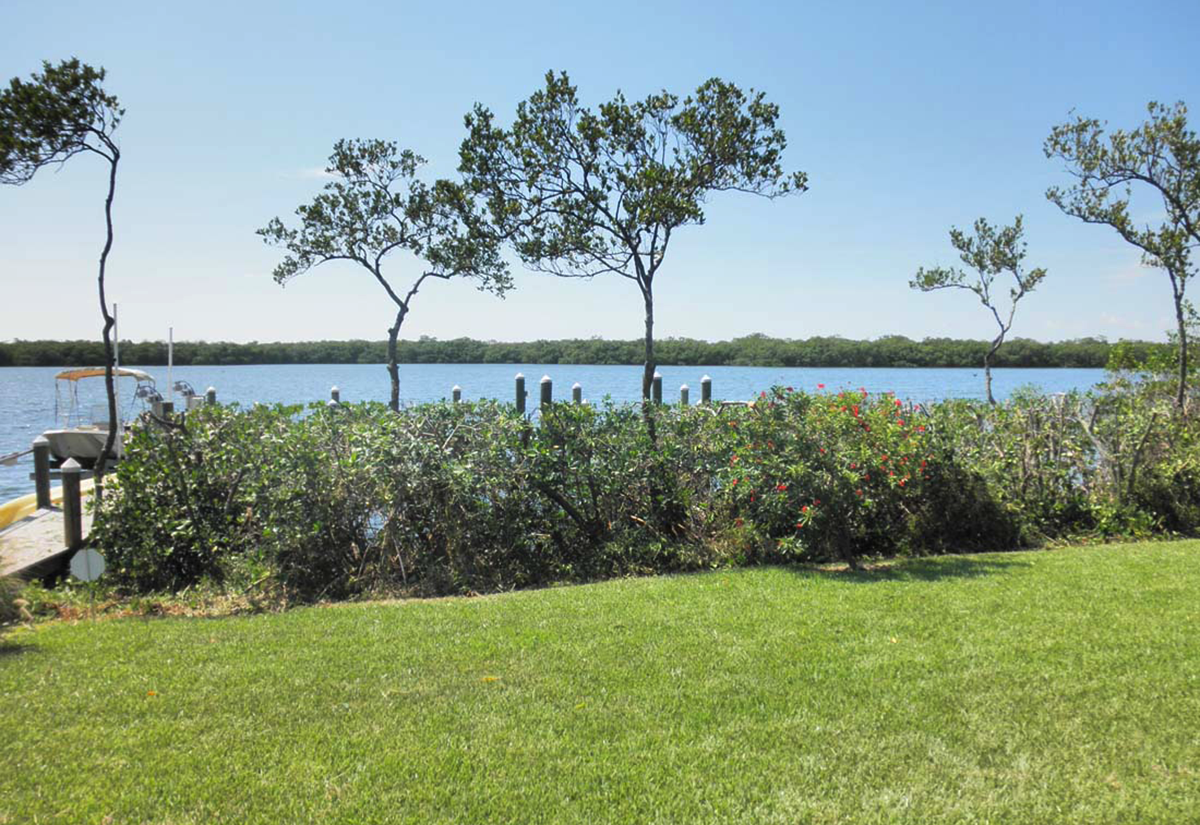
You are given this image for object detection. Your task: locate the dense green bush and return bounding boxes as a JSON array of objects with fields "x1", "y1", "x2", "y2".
[{"x1": 91, "y1": 377, "x2": 1200, "y2": 600}]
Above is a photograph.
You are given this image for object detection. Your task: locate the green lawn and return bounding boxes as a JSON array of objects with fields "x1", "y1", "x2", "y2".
[{"x1": 2, "y1": 542, "x2": 1199, "y2": 824}]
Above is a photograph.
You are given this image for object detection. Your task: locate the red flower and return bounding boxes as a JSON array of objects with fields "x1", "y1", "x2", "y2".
[
  {"x1": 801, "y1": 505, "x2": 809, "y2": 512},
  {"x1": 817, "y1": 383, "x2": 825, "y2": 389},
  {"x1": 776, "y1": 484, "x2": 788, "y2": 492},
  {"x1": 897, "y1": 419, "x2": 904, "y2": 426},
  {"x1": 856, "y1": 489, "x2": 863, "y2": 496},
  {"x1": 814, "y1": 499, "x2": 821, "y2": 505},
  {"x1": 735, "y1": 518, "x2": 744, "y2": 527},
  {"x1": 795, "y1": 522, "x2": 804, "y2": 529},
  {"x1": 850, "y1": 462, "x2": 856, "y2": 469},
  {"x1": 731, "y1": 478, "x2": 739, "y2": 486}
]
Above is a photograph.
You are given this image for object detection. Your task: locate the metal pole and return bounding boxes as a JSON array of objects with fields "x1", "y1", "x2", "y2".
[
  {"x1": 33, "y1": 436, "x2": 51, "y2": 509},
  {"x1": 113, "y1": 303, "x2": 122, "y2": 459},
  {"x1": 61, "y1": 458, "x2": 83, "y2": 550},
  {"x1": 167, "y1": 326, "x2": 173, "y2": 408}
]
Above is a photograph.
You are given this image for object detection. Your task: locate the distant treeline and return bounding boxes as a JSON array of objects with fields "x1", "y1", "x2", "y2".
[{"x1": 0, "y1": 335, "x2": 1168, "y2": 369}]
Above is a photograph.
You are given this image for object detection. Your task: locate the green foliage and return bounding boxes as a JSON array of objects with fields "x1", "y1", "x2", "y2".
[
  {"x1": 460, "y1": 71, "x2": 806, "y2": 396},
  {"x1": 0, "y1": 575, "x2": 22, "y2": 629},
  {"x1": 90, "y1": 373, "x2": 1200, "y2": 600},
  {"x1": 0, "y1": 57, "x2": 122, "y2": 185},
  {"x1": 912, "y1": 215, "x2": 1047, "y2": 403},
  {"x1": 1046, "y1": 101, "x2": 1200, "y2": 406},
  {"x1": 0, "y1": 333, "x2": 1143, "y2": 369},
  {"x1": 258, "y1": 139, "x2": 510, "y2": 410}
]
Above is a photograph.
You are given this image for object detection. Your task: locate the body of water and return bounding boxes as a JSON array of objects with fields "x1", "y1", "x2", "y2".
[{"x1": 0, "y1": 362, "x2": 1107, "y2": 503}]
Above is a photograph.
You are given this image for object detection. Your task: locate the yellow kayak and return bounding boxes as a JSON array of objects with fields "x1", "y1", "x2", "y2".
[{"x1": 0, "y1": 479, "x2": 96, "y2": 532}]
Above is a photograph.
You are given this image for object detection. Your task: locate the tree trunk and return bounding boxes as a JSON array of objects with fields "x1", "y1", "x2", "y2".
[
  {"x1": 387, "y1": 307, "x2": 406, "y2": 412},
  {"x1": 94, "y1": 150, "x2": 120, "y2": 502},
  {"x1": 1173, "y1": 285, "x2": 1188, "y2": 411},
  {"x1": 641, "y1": 286, "x2": 655, "y2": 400},
  {"x1": 984, "y1": 332, "x2": 1003, "y2": 406}
]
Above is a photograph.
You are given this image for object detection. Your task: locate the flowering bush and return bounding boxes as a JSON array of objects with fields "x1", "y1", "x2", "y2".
[{"x1": 710, "y1": 388, "x2": 935, "y2": 567}]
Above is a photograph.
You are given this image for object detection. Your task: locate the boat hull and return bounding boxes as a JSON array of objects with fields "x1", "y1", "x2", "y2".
[{"x1": 42, "y1": 428, "x2": 121, "y2": 466}]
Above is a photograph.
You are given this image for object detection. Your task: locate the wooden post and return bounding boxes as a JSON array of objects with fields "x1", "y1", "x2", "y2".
[
  {"x1": 572, "y1": 382, "x2": 582, "y2": 404},
  {"x1": 33, "y1": 436, "x2": 51, "y2": 510},
  {"x1": 205, "y1": 386, "x2": 217, "y2": 406},
  {"x1": 452, "y1": 385, "x2": 462, "y2": 403},
  {"x1": 701, "y1": 375, "x2": 712, "y2": 404},
  {"x1": 330, "y1": 386, "x2": 340, "y2": 404},
  {"x1": 515, "y1": 373, "x2": 526, "y2": 414},
  {"x1": 61, "y1": 458, "x2": 83, "y2": 551},
  {"x1": 680, "y1": 384, "x2": 689, "y2": 406},
  {"x1": 652, "y1": 372, "x2": 663, "y2": 405},
  {"x1": 540, "y1": 375, "x2": 552, "y2": 411}
]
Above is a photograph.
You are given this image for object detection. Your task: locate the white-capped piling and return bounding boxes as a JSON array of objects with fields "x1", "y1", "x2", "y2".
[
  {"x1": 452, "y1": 385, "x2": 462, "y2": 403},
  {"x1": 701, "y1": 375, "x2": 713, "y2": 404},
  {"x1": 680, "y1": 384, "x2": 689, "y2": 406},
  {"x1": 540, "y1": 375, "x2": 553, "y2": 410},
  {"x1": 205, "y1": 386, "x2": 217, "y2": 406},
  {"x1": 330, "y1": 386, "x2": 340, "y2": 404},
  {"x1": 515, "y1": 373, "x2": 526, "y2": 414},
  {"x1": 652, "y1": 372, "x2": 663, "y2": 404},
  {"x1": 572, "y1": 382, "x2": 582, "y2": 404}
]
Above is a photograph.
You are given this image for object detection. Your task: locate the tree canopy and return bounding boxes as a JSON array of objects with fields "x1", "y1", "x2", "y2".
[
  {"x1": 912, "y1": 215, "x2": 1046, "y2": 404},
  {"x1": 259, "y1": 139, "x2": 510, "y2": 410},
  {"x1": 1046, "y1": 101, "x2": 1199, "y2": 408},
  {"x1": 459, "y1": 71, "x2": 806, "y2": 401},
  {"x1": 1, "y1": 57, "x2": 124, "y2": 492}
]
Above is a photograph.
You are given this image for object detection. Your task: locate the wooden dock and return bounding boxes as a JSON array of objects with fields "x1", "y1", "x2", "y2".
[{"x1": 0, "y1": 507, "x2": 92, "y2": 580}]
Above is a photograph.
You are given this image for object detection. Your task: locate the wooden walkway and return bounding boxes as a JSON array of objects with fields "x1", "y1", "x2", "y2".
[{"x1": 0, "y1": 507, "x2": 92, "y2": 580}]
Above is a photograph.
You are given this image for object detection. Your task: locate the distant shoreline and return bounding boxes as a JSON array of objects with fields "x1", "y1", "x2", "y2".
[{"x1": 0, "y1": 335, "x2": 1162, "y2": 370}]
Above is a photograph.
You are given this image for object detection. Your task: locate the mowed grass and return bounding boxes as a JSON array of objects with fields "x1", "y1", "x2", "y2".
[{"x1": 2, "y1": 542, "x2": 1199, "y2": 824}]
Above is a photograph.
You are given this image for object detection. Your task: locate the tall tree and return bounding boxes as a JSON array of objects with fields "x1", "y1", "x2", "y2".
[
  {"x1": 1, "y1": 58, "x2": 124, "y2": 492},
  {"x1": 259, "y1": 139, "x2": 510, "y2": 410},
  {"x1": 1046, "y1": 101, "x2": 1199, "y2": 409},
  {"x1": 911, "y1": 215, "x2": 1047, "y2": 405},
  {"x1": 459, "y1": 71, "x2": 807, "y2": 405}
]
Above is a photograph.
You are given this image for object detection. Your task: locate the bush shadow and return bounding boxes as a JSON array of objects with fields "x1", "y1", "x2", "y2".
[{"x1": 800, "y1": 553, "x2": 1034, "y2": 584}]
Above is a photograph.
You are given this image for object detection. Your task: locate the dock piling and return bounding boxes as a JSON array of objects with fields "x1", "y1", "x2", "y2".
[
  {"x1": 61, "y1": 458, "x2": 83, "y2": 551},
  {"x1": 652, "y1": 372, "x2": 663, "y2": 405},
  {"x1": 32, "y1": 436, "x2": 51, "y2": 510},
  {"x1": 541, "y1": 375, "x2": 553, "y2": 410},
  {"x1": 680, "y1": 385, "x2": 689, "y2": 406},
  {"x1": 572, "y1": 382, "x2": 582, "y2": 404},
  {"x1": 701, "y1": 375, "x2": 713, "y2": 404},
  {"x1": 515, "y1": 373, "x2": 526, "y2": 414}
]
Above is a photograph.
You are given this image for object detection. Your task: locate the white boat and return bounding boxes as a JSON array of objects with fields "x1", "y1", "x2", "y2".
[{"x1": 42, "y1": 367, "x2": 158, "y2": 467}]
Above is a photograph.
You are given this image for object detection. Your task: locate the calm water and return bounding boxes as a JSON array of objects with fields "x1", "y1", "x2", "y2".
[{"x1": 0, "y1": 363, "x2": 1106, "y2": 502}]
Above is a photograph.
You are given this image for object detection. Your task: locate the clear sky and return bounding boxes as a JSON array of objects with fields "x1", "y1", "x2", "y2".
[{"x1": 2, "y1": 0, "x2": 1198, "y2": 345}]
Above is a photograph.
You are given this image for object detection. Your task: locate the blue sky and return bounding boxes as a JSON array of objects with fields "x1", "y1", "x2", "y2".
[{"x1": 2, "y1": 0, "x2": 1197, "y2": 344}]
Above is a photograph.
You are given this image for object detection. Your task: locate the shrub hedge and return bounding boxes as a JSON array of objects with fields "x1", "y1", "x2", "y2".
[{"x1": 90, "y1": 379, "x2": 1200, "y2": 599}]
